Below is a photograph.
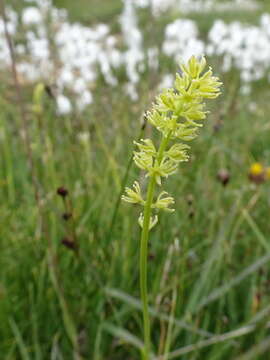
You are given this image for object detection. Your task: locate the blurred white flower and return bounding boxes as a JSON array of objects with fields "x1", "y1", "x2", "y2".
[
  {"x1": 56, "y1": 95, "x2": 72, "y2": 115},
  {"x1": 136, "y1": 0, "x2": 149, "y2": 7},
  {"x1": 158, "y1": 74, "x2": 174, "y2": 90},
  {"x1": 17, "y1": 62, "x2": 40, "y2": 82},
  {"x1": 208, "y1": 15, "x2": 270, "y2": 82},
  {"x1": 163, "y1": 19, "x2": 204, "y2": 62},
  {"x1": 120, "y1": 0, "x2": 144, "y2": 87},
  {"x1": 124, "y1": 83, "x2": 139, "y2": 101},
  {"x1": 240, "y1": 84, "x2": 251, "y2": 95},
  {"x1": 76, "y1": 91, "x2": 93, "y2": 111},
  {"x1": 22, "y1": 7, "x2": 42, "y2": 25},
  {"x1": 147, "y1": 47, "x2": 159, "y2": 70}
]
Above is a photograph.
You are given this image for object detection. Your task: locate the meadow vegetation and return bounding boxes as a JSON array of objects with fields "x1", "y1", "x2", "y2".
[{"x1": 1, "y1": 0, "x2": 270, "y2": 359}]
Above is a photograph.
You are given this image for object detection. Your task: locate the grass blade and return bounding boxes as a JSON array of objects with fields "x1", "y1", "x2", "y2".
[
  {"x1": 155, "y1": 322, "x2": 270, "y2": 359},
  {"x1": 105, "y1": 288, "x2": 212, "y2": 337},
  {"x1": 195, "y1": 252, "x2": 270, "y2": 312},
  {"x1": 103, "y1": 322, "x2": 144, "y2": 351},
  {"x1": 9, "y1": 319, "x2": 31, "y2": 360}
]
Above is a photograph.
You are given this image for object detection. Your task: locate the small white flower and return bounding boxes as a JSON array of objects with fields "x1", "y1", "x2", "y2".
[
  {"x1": 56, "y1": 95, "x2": 72, "y2": 115},
  {"x1": 76, "y1": 91, "x2": 93, "y2": 111},
  {"x1": 158, "y1": 74, "x2": 174, "y2": 91},
  {"x1": 22, "y1": 7, "x2": 42, "y2": 25}
]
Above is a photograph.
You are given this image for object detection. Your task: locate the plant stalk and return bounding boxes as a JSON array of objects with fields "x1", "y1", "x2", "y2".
[{"x1": 140, "y1": 134, "x2": 170, "y2": 360}]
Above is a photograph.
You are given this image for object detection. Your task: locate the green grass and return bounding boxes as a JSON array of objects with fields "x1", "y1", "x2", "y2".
[
  {"x1": 1, "y1": 1, "x2": 270, "y2": 359},
  {"x1": 53, "y1": 0, "x2": 122, "y2": 24}
]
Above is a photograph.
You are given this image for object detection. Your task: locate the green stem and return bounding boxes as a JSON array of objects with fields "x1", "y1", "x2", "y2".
[
  {"x1": 140, "y1": 175, "x2": 155, "y2": 360},
  {"x1": 140, "y1": 134, "x2": 170, "y2": 360}
]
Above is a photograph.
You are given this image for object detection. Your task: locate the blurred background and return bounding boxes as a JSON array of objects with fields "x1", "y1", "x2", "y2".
[{"x1": 1, "y1": 0, "x2": 270, "y2": 359}]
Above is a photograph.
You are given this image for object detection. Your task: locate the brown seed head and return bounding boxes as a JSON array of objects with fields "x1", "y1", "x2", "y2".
[
  {"x1": 61, "y1": 237, "x2": 76, "y2": 251},
  {"x1": 57, "y1": 186, "x2": 68, "y2": 197},
  {"x1": 62, "y1": 212, "x2": 72, "y2": 221},
  {"x1": 217, "y1": 169, "x2": 230, "y2": 186}
]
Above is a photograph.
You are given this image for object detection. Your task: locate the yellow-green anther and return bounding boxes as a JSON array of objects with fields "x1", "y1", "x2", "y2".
[
  {"x1": 165, "y1": 143, "x2": 190, "y2": 162},
  {"x1": 138, "y1": 213, "x2": 158, "y2": 231},
  {"x1": 152, "y1": 191, "x2": 175, "y2": 212},
  {"x1": 122, "y1": 181, "x2": 145, "y2": 205},
  {"x1": 133, "y1": 151, "x2": 153, "y2": 172},
  {"x1": 134, "y1": 139, "x2": 157, "y2": 157}
]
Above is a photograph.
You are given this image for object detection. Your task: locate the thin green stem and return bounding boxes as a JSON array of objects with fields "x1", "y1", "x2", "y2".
[
  {"x1": 140, "y1": 175, "x2": 155, "y2": 360},
  {"x1": 140, "y1": 134, "x2": 171, "y2": 360}
]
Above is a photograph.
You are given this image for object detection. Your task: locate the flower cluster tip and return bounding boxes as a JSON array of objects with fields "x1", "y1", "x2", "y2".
[{"x1": 122, "y1": 56, "x2": 222, "y2": 229}]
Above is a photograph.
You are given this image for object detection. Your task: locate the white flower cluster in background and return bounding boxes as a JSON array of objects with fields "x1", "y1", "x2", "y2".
[
  {"x1": 18, "y1": 0, "x2": 124, "y2": 114},
  {"x1": 0, "y1": 0, "x2": 123, "y2": 114},
  {"x1": 161, "y1": 13, "x2": 270, "y2": 94},
  {"x1": 120, "y1": 0, "x2": 145, "y2": 100},
  {"x1": 0, "y1": 0, "x2": 268, "y2": 114},
  {"x1": 0, "y1": 8, "x2": 17, "y2": 65},
  {"x1": 162, "y1": 19, "x2": 205, "y2": 63},
  {"x1": 54, "y1": 21, "x2": 121, "y2": 112},
  {"x1": 207, "y1": 15, "x2": 270, "y2": 85}
]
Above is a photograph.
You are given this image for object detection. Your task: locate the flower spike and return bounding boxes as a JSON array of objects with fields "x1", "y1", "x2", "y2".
[
  {"x1": 122, "y1": 56, "x2": 222, "y2": 215},
  {"x1": 121, "y1": 56, "x2": 222, "y2": 360}
]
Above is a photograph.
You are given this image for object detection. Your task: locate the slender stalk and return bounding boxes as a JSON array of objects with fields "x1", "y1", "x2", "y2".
[
  {"x1": 140, "y1": 174, "x2": 156, "y2": 360},
  {"x1": 140, "y1": 135, "x2": 170, "y2": 360}
]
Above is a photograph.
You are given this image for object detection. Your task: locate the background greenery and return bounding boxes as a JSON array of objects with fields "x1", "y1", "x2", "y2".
[{"x1": 1, "y1": 0, "x2": 270, "y2": 359}]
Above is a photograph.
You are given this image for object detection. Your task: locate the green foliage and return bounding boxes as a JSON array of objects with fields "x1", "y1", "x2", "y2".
[{"x1": 1, "y1": 1, "x2": 270, "y2": 360}]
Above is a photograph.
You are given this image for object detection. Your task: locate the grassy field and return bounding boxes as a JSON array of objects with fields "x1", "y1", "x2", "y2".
[{"x1": 1, "y1": 0, "x2": 270, "y2": 359}]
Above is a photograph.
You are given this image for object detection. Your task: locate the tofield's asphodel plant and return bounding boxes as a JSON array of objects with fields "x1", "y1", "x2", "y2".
[{"x1": 122, "y1": 56, "x2": 222, "y2": 360}]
